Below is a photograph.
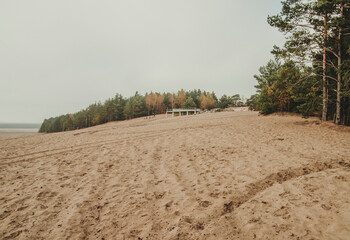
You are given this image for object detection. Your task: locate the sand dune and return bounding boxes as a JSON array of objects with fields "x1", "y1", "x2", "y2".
[{"x1": 0, "y1": 111, "x2": 349, "y2": 239}]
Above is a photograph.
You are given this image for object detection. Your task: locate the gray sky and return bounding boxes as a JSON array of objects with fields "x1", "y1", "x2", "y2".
[{"x1": 0, "y1": 0, "x2": 285, "y2": 123}]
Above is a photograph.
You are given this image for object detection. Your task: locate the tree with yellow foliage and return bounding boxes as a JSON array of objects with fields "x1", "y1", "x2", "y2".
[
  {"x1": 199, "y1": 92, "x2": 217, "y2": 110},
  {"x1": 145, "y1": 92, "x2": 165, "y2": 115},
  {"x1": 175, "y1": 89, "x2": 187, "y2": 108}
]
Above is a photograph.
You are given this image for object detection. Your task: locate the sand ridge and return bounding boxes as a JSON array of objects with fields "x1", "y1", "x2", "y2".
[{"x1": 0, "y1": 111, "x2": 349, "y2": 239}]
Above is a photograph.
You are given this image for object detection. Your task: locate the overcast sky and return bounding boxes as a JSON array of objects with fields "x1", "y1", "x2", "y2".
[{"x1": 0, "y1": 0, "x2": 285, "y2": 123}]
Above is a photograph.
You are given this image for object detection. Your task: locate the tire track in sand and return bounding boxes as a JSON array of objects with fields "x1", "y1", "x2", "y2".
[{"x1": 222, "y1": 159, "x2": 350, "y2": 213}]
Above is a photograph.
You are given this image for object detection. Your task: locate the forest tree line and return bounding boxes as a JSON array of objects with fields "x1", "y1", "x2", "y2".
[
  {"x1": 247, "y1": 0, "x2": 350, "y2": 125},
  {"x1": 39, "y1": 90, "x2": 245, "y2": 133}
]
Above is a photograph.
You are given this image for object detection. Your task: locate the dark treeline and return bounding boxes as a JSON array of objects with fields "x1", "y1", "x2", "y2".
[
  {"x1": 39, "y1": 90, "x2": 245, "y2": 133},
  {"x1": 247, "y1": 0, "x2": 350, "y2": 125}
]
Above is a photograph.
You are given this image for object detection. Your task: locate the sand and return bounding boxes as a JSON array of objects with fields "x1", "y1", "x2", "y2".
[
  {"x1": 0, "y1": 111, "x2": 349, "y2": 240},
  {"x1": 0, "y1": 131, "x2": 38, "y2": 139}
]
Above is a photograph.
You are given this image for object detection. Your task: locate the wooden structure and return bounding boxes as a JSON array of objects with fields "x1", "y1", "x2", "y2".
[
  {"x1": 232, "y1": 107, "x2": 249, "y2": 112},
  {"x1": 166, "y1": 108, "x2": 201, "y2": 117}
]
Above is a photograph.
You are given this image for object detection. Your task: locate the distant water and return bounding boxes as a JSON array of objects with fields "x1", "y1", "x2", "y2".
[
  {"x1": 0, "y1": 123, "x2": 40, "y2": 138},
  {"x1": 0, "y1": 128, "x2": 39, "y2": 133},
  {"x1": 0, "y1": 123, "x2": 41, "y2": 129}
]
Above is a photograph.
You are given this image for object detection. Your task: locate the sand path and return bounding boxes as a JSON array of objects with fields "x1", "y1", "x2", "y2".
[{"x1": 0, "y1": 112, "x2": 349, "y2": 239}]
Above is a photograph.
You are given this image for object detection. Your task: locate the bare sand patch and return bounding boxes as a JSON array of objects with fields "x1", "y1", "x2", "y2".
[
  {"x1": 0, "y1": 131, "x2": 38, "y2": 139},
  {"x1": 0, "y1": 111, "x2": 349, "y2": 239}
]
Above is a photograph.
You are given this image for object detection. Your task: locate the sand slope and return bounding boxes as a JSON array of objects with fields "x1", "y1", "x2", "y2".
[{"x1": 0, "y1": 112, "x2": 349, "y2": 239}]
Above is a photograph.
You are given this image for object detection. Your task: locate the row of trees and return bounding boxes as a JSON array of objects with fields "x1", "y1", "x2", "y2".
[
  {"x1": 39, "y1": 90, "x2": 245, "y2": 133},
  {"x1": 248, "y1": 0, "x2": 350, "y2": 125}
]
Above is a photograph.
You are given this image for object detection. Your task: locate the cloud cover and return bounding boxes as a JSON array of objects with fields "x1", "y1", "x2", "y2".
[{"x1": 0, "y1": 0, "x2": 285, "y2": 123}]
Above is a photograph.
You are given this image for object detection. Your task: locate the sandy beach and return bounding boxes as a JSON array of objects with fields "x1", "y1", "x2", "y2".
[
  {"x1": 0, "y1": 111, "x2": 349, "y2": 240},
  {"x1": 0, "y1": 130, "x2": 38, "y2": 140}
]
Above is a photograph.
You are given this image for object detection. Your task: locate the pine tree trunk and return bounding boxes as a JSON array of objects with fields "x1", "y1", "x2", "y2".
[
  {"x1": 336, "y1": 5, "x2": 343, "y2": 125},
  {"x1": 322, "y1": 10, "x2": 328, "y2": 121}
]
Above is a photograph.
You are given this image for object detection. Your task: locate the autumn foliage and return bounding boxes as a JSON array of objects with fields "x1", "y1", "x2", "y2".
[{"x1": 39, "y1": 89, "x2": 244, "y2": 133}]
